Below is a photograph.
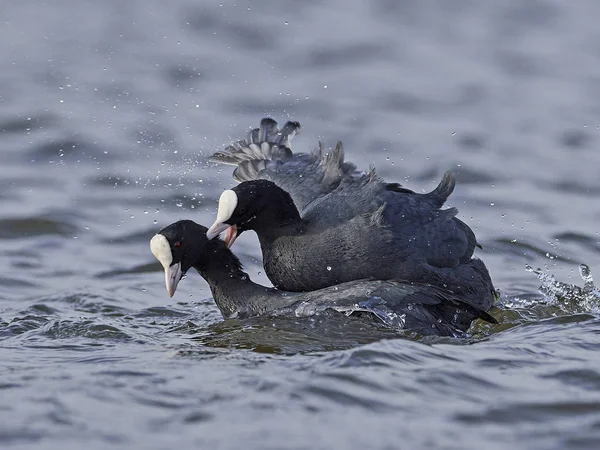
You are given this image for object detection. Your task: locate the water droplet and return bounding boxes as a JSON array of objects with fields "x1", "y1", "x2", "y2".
[
  {"x1": 580, "y1": 264, "x2": 593, "y2": 284},
  {"x1": 326, "y1": 266, "x2": 332, "y2": 271}
]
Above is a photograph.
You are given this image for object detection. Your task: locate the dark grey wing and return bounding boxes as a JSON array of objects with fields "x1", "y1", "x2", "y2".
[
  {"x1": 298, "y1": 170, "x2": 491, "y2": 307},
  {"x1": 386, "y1": 171, "x2": 478, "y2": 266},
  {"x1": 382, "y1": 199, "x2": 477, "y2": 268},
  {"x1": 298, "y1": 170, "x2": 386, "y2": 226},
  {"x1": 305, "y1": 171, "x2": 478, "y2": 268},
  {"x1": 365, "y1": 282, "x2": 496, "y2": 329},
  {"x1": 263, "y1": 142, "x2": 363, "y2": 213},
  {"x1": 210, "y1": 118, "x2": 360, "y2": 213},
  {"x1": 210, "y1": 118, "x2": 297, "y2": 171},
  {"x1": 278, "y1": 280, "x2": 496, "y2": 336}
]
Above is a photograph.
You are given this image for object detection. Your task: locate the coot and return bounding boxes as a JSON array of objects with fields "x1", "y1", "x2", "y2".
[
  {"x1": 150, "y1": 220, "x2": 496, "y2": 336},
  {"x1": 207, "y1": 119, "x2": 495, "y2": 311}
]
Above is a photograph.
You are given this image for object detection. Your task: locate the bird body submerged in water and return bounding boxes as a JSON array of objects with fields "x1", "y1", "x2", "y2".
[
  {"x1": 207, "y1": 118, "x2": 496, "y2": 312},
  {"x1": 150, "y1": 220, "x2": 496, "y2": 337}
]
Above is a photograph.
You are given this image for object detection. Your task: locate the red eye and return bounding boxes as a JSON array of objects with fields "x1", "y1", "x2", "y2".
[{"x1": 174, "y1": 241, "x2": 181, "y2": 248}]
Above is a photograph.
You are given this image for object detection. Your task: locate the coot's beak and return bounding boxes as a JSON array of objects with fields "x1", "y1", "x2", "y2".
[
  {"x1": 207, "y1": 189, "x2": 238, "y2": 243},
  {"x1": 150, "y1": 233, "x2": 183, "y2": 298},
  {"x1": 206, "y1": 221, "x2": 230, "y2": 240},
  {"x1": 164, "y1": 262, "x2": 182, "y2": 298},
  {"x1": 224, "y1": 225, "x2": 238, "y2": 248}
]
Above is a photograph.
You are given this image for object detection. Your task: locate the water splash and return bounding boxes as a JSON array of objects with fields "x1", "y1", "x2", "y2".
[
  {"x1": 353, "y1": 297, "x2": 406, "y2": 330},
  {"x1": 525, "y1": 263, "x2": 600, "y2": 314},
  {"x1": 291, "y1": 296, "x2": 406, "y2": 330}
]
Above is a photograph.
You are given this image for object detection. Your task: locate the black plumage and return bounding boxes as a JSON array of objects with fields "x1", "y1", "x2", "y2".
[
  {"x1": 153, "y1": 220, "x2": 496, "y2": 336},
  {"x1": 208, "y1": 118, "x2": 496, "y2": 312}
]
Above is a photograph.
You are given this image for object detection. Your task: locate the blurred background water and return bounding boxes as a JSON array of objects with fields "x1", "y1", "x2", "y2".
[{"x1": 1, "y1": 1, "x2": 600, "y2": 449}]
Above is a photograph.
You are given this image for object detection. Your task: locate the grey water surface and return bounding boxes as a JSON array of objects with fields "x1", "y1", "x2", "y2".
[{"x1": 2, "y1": 1, "x2": 600, "y2": 449}]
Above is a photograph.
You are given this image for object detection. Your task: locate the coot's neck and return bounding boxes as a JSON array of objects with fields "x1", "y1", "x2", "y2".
[
  {"x1": 249, "y1": 188, "x2": 306, "y2": 241},
  {"x1": 193, "y1": 240, "x2": 296, "y2": 318}
]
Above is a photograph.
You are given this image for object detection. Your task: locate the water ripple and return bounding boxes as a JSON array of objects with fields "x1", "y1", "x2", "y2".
[
  {"x1": 541, "y1": 368, "x2": 600, "y2": 391},
  {"x1": 0, "y1": 216, "x2": 78, "y2": 239},
  {"x1": 457, "y1": 400, "x2": 600, "y2": 424},
  {"x1": 2, "y1": 1, "x2": 600, "y2": 449},
  {"x1": 0, "y1": 114, "x2": 56, "y2": 135},
  {"x1": 1, "y1": 315, "x2": 51, "y2": 338},
  {"x1": 40, "y1": 319, "x2": 131, "y2": 340}
]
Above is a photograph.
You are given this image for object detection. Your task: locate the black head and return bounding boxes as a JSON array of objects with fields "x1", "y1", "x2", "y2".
[
  {"x1": 206, "y1": 180, "x2": 300, "y2": 245},
  {"x1": 150, "y1": 220, "x2": 213, "y2": 297}
]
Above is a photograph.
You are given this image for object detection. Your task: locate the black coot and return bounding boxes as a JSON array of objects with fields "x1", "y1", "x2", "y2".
[
  {"x1": 150, "y1": 220, "x2": 496, "y2": 336},
  {"x1": 207, "y1": 118, "x2": 495, "y2": 312}
]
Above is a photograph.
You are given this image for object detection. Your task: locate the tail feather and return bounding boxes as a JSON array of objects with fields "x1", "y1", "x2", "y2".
[
  {"x1": 210, "y1": 118, "x2": 297, "y2": 169},
  {"x1": 247, "y1": 128, "x2": 258, "y2": 145},
  {"x1": 440, "y1": 206, "x2": 459, "y2": 220},
  {"x1": 247, "y1": 143, "x2": 265, "y2": 159},
  {"x1": 277, "y1": 121, "x2": 301, "y2": 147},
  {"x1": 321, "y1": 142, "x2": 345, "y2": 187},
  {"x1": 386, "y1": 183, "x2": 415, "y2": 194},
  {"x1": 258, "y1": 117, "x2": 278, "y2": 142},
  {"x1": 211, "y1": 118, "x2": 356, "y2": 200},
  {"x1": 431, "y1": 289, "x2": 498, "y2": 328},
  {"x1": 233, "y1": 160, "x2": 271, "y2": 182},
  {"x1": 426, "y1": 171, "x2": 456, "y2": 209},
  {"x1": 320, "y1": 141, "x2": 360, "y2": 186}
]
